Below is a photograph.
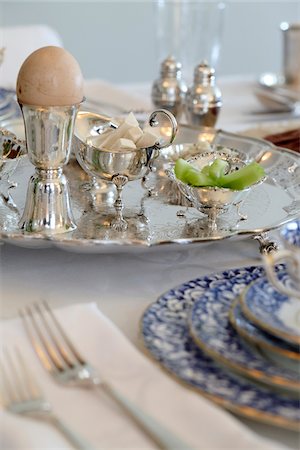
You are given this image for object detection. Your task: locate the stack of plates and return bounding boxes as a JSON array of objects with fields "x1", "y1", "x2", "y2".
[
  {"x1": 231, "y1": 272, "x2": 300, "y2": 372},
  {"x1": 0, "y1": 88, "x2": 21, "y2": 124},
  {"x1": 141, "y1": 261, "x2": 300, "y2": 430}
]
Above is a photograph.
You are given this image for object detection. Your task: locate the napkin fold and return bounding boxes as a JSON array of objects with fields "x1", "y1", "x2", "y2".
[
  {"x1": 0, "y1": 303, "x2": 288, "y2": 450},
  {"x1": 83, "y1": 79, "x2": 152, "y2": 116}
]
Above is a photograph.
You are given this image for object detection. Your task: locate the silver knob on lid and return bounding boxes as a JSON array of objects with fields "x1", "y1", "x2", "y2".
[
  {"x1": 151, "y1": 56, "x2": 187, "y2": 120},
  {"x1": 185, "y1": 61, "x2": 222, "y2": 128},
  {"x1": 160, "y1": 56, "x2": 182, "y2": 78},
  {"x1": 194, "y1": 61, "x2": 216, "y2": 85}
]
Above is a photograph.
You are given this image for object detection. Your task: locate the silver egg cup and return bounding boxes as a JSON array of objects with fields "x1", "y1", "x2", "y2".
[
  {"x1": 75, "y1": 109, "x2": 177, "y2": 231},
  {"x1": 19, "y1": 103, "x2": 80, "y2": 234}
]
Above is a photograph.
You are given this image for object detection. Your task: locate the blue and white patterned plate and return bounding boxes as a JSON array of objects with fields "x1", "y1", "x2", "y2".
[
  {"x1": 282, "y1": 220, "x2": 300, "y2": 247},
  {"x1": 0, "y1": 87, "x2": 12, "y2": 110},
  {"x1": 241, "y1": 272, "x2": 300, "y2": 346},
  {"x1": 229, "y1": 300, "x2": 300, "y2": 366},
  {"x1": 0, "y1": 88, "x2": 21, "y2": 123},
  {"x1": 188, "y1": 282, "x2": 300, "y2": 392},
  {"x1": 141, "y1": 266, "x2": 300, "y2": 430}
]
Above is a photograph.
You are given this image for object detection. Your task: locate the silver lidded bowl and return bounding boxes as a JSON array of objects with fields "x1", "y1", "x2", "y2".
[
  {"x1": 74, "y1": 109, "x2": 177, "y2": 231},
  {"x1": 168, "y1": 150, "x2": 265, "y2": 231}
]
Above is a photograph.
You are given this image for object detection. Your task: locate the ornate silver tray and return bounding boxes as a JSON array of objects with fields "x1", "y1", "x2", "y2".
[{"x1": 0, "y1": 123, "x2": 299, "y2": 253}]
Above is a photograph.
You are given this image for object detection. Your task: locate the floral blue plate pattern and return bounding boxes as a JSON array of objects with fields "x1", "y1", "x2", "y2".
[
  {"x1": 0, "y1": 88, "x2": 21, "y2": 123},
  {"x1": 282, "y1": 220, "x2": 300, "y2": 247},
  {"x1": 241, "y1": 272, "x2": 300, "y2": 346},
  {"x1": 188, "y1": 278, "x2": 300, "y2": 392},
  {"x1": 229, "y1": 300, "x2": 300, "y2": 364},
  {"x1": 0, "y1": 87, "x2": 12, "y2": 110},
  {"x1": 141, "y1": 266, "x2": 300, "y2": 430}
]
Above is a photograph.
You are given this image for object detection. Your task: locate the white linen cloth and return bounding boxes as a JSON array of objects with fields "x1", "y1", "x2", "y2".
[
  {"x1": 0, "y1": 302, "x2": 287, "y2": 450},
  {"x1": 83, "y1": 79, "x2": 152, "y2": 115},
  {"x1": 82, "y1": 76, "x2": 298, "y2": 134}
]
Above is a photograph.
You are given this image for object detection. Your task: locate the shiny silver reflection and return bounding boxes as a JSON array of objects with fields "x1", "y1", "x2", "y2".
[{"x1": 19, "y1": 103, "x2": 79, "y2": 234}]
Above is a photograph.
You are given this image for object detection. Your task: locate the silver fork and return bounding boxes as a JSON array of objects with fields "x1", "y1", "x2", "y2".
[
  {"x1": 0, "y1": 346, "x2": 95, "y2": 450},
  {"x1": 20, "y1": 302, "x2": 192, "y2": 450}
]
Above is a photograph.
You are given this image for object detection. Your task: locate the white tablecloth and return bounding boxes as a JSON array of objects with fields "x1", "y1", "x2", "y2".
[{"x1": 1, "y1": 77, "x2": 299, "y2": 449}]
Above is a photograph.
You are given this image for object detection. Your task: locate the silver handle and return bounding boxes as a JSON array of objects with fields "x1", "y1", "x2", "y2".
[
  {"x1": 149, "y1": 109, "x2": 178, "y2": 149},
  {"x1": 50, "y1": 415, "x2": 95, "y2": 450},
  {"x1": 100, "y1": 382, "x2": 193, "y2": 450},
  {"x1": 263, "y1": 250, "x2": 300, "y2": 299}
]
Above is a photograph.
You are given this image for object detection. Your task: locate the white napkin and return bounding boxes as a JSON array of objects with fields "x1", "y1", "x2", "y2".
[
  {"x1": 0, "y1": 303, "x2": 287, "y2": 450},
  {"x1": 83, "y1": 79, "x2": 152, "y2": 115},
  {"x1": 0, "y1": 25, "x2": 63, "y2": 88}
]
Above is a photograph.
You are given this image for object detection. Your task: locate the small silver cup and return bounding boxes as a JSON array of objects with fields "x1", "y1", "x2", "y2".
[
  {"x1": 281, "y1": 22, "x2": 300, "y2": 89},
  {"x1": 19, "y1": 103, "x2": 79, "y2": 234}
]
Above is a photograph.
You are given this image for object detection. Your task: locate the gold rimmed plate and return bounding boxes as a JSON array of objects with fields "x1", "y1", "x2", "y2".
[
  {"x1": 240, "y1": 272, "x2": 300, "y2": 346},
  {"x1": 229, "y1": 299, "x2": 300, "y2": 371},
  {"x1": 140, "y1": 265, "x2": 300, "y2": 430},
  {"x1": 188, "y1": 275, "x2": 300, "y2": 393}
]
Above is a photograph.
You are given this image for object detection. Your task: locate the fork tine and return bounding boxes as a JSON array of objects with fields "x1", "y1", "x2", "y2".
[
  {"x1": 34, "y1": 302, "x2": 77, "y2": 368},
  {"x1": 15, "y1": 347, "x2": 42, "y2": 399},
  {"x1": 0, "y1": 352, "x2": 15, "y2": 405},
  {"x1": 42, "y1": 301, "x2": 86, "y2": 365},
  {"x1": 20, "y1": 306, "x2": 65, "y2": 373},
  {"x1": 0, "y1": 369, "x2": 8, "y2": 406},
  {"x1": 2, "y1": 348, "x2": 25, "y2": 403}
]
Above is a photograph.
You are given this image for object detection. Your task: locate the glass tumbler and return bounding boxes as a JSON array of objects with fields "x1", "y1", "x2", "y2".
[{"x1": 155, "y1": 1, "x2": 225, "y2": 82}]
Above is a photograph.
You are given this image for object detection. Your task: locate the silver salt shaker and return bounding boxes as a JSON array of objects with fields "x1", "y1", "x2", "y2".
[
  {"x1": 151, "y1": 56, "x2": 187, "y2": 120},
  {"x1": 185, "y1": 61, "x2": 222, "y2": 127}
]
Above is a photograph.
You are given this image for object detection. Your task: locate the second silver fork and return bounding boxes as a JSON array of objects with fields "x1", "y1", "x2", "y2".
[
  {"x1": 0, "y1": 347, "x2": 95, "y2": 450},
  {"x1": 20, "y1": 302, "x2": 192, "y2": 450}
]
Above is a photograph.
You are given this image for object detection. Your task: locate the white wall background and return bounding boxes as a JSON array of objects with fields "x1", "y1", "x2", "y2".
[{"x1": 1, "y1": 0, "x2": 300, "y2": 83}]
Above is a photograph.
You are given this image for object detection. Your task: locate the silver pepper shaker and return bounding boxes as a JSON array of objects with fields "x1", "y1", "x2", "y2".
[
  {"x1": 151, "y1": 56, "x2": 187, "y2": 120},
  {"x1": 185, "y1": 61, "x2": 222, "y2": 127}
]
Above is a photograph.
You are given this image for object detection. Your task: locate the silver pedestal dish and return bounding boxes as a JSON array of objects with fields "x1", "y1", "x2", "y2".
[
  {"x1": 75, "y1": 109, "x2": 178, "y2": 231},
  {"x1": 168, "y1": 151, "x2": 265, "y2": 231},
  {"x1": 0, "y1": 122, "x2": 299, "y2": 253}
]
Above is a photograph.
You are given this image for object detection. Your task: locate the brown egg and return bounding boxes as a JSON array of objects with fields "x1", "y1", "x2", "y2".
[{"x1": 16, "y1": 46, "x2": 84, "y2": 106}]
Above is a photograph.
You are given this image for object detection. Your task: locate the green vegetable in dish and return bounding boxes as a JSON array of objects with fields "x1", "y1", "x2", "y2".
[
  {"x1": 174, "y1": 158, "x2": 197, "y2": 183},
  {"x1": 174, "y1": 158, "x2": 265, "y2": 190},
  {"x1": 174, "y1": 158, "x2": 214, "y2": 186},
  {"x1": 200, "y1": 165, "x2": 211, "y2": 177},
  {"x1": 184, "y1": 170, "x2": 215, "y2": 187},
  {"x1": 219, "y1": 161, "x2": 265, "y2": 190},
  {"x1": 208, "y1": 158, "x2": 229, "y2": 183}
]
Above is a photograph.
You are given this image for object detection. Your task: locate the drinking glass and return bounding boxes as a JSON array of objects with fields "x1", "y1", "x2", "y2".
[
  {"x1": 281, "y1": 22, "x2": 300, "y2": 89},
  {"x1": 155, "y1": 1, "x2": 225, "y2": 82}
]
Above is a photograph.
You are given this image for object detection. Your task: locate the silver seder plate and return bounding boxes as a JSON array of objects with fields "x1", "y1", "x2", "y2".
[{"x1": 0, "y1": 123, "x2": 300, "y2": 253}]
